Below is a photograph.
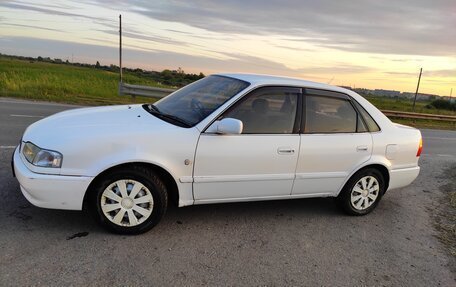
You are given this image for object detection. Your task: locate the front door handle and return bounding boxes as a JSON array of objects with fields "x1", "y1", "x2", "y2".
[
  {"x1": 277, "y1": 147, "x2": 295, "y2": 155},
  {"x1": 357, "y1": 145, "x2": 368, "y2": 151}
]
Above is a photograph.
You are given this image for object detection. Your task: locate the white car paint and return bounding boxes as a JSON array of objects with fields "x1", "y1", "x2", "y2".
[{"x1": 13, "y1": 73, "x2": 421, "y2": 211}]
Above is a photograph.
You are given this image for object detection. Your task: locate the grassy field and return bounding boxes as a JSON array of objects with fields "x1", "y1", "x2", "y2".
[
  {"x1": 364, "y1": 96, "x2": 456, "y2": 130},
  {"x1": 1, "y1": 55, "x2": 454, "y2": 129},
  {"x1": 365, "y1": 96, "x2": 456, "y2": 116},
  {"x1": 0, "y1": 56, "x2": 165, "y2": 105}
]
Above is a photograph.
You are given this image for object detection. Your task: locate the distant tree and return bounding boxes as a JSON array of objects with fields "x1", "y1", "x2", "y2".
[
  {"x1": 37, "y1": 56, "x2": 43, "y2": 61},
  {"x1": 95, "y1": 61, "x2": 101, "y2": 68},
  {"x1": 429, "y1": 99, "x2": 456, "y2": 111}
]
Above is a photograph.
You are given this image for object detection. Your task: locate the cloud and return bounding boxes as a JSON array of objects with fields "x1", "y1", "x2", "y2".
[
  {"x1": 390, "y1": 58, "x2": 423, "y2": 63},
  {"x1": 99, "y1": 29, "x2": 188, "y2": 46},
  {"x1": 298, "y1": 65, "x2": 374, "y2": 75},
  {"x1": 424, "y1": 69, "x2": 456, "y2": 78},
  {"x1": 92, "y1": 0, "x2": 456, "y2": 56},
  {"x1": 0, "y1": 2, "x2": 101, "y2": 21},
  {"x1": 384, "y1": 71, "x2": 418, "y2": 77},
  {"x1": 385, "y1": 69, "x2": 456, "y2": 78},
  {"x1": 0, "y1": 23, "x2": 65, "y2": 33},
  {"x1": 0, "y1": 36, "x2": 299, "y2": 75},
  {"x1": 274, "y1": 45, "x2": 316, "y2": 52}
]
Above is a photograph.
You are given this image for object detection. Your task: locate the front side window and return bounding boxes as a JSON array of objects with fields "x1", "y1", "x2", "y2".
[
  {"x1": 153, "y1": 75, "x2": 249, "y2": 126},
  {"x1": 223, "y1": 87, "x2": 300, "y2": 134},
  {"x1": 304, "y1": 95, "x2": 358, "y2": 133}
]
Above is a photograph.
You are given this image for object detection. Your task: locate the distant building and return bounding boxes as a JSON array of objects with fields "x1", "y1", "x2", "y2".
[
  {"x1": 372, "y1": 89, "x2": 401, "y2": 98},
  {"x1": 353, "y1": 88, "x2": 373, "y2": 96},
  {"x1": 417, "y1": 93, "x2": 437, "y2": 101},
  {"x1": 441, "y1": 96, "x2": 455, "y2": 103},
  {"x1": 401, "y1": 92, "x2": 415, "y2": 99}
]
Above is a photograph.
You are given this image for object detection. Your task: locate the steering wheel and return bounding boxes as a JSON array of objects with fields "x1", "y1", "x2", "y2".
[{"x1": 191, "y1": 99, "x2": 205, "y2": 118}]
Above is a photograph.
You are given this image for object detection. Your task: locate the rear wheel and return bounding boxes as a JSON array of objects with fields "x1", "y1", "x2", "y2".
[
  {"x1": 337, "y1": 168, "x2": 385, "y2": 215},
  {"x1": 89, "y1": 166, "x2": 168, "y2": 234}
]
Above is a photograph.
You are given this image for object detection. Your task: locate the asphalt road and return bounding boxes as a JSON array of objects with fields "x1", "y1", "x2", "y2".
[{"x1": 0, "y1": 98, "x2": 455, "y2": 286}]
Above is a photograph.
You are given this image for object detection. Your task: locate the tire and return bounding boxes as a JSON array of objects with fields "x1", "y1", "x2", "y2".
[
  {"x1": 337, "y1": 168, "x2": 385, "y2": 216},
  {"x1": 88, "y1": 165, "x2": 168, "y2": 234}
]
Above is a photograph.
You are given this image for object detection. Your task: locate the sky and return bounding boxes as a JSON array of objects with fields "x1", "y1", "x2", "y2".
[{"x1": 0, "y1": 0, "x2": 455, "y2": 96}]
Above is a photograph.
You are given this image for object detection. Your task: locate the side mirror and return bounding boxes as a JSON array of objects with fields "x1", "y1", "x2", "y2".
[{"x1": 216, "y1": 118, "x2": 243, "y2": 134}]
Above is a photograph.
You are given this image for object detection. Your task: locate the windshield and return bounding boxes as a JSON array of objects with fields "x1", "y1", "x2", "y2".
[{"x1": 153, "y1": 75, "x2": 250, "y2": 126}]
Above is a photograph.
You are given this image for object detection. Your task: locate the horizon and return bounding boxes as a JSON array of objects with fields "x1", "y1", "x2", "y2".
[
  {"x1": 0, "y1": 0, "x2": 454, "y2": 97},
  {"x1": 3, "y1": 52, "x2": 449, "y2": 98}
]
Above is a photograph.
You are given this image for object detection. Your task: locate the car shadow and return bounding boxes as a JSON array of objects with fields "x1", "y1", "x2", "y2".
[
  {"x1": 169, "y1": 196, "x2": 339, "y2": 219},
  {"x1": 5, "y1": 189, "x2": 341, "y2": 235},
  {"x1": 3, "y1": 169, "x2": 341, "y2": 236}
]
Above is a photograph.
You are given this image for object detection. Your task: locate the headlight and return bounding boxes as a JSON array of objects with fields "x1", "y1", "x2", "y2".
[{"x1": 22, "y1": 142, "x2": 63, "y2": 168}]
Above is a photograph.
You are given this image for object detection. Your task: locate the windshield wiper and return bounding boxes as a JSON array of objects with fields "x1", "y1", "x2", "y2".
[
  {"x1": 146, "y1": 104, "x2": 191, "y2": 127},
  {"x1": 149, "y1": 104, "x2": 160, "y2": 113},
  {"x1": 158, "y1": 113, "x2": 191, "y2": 127}
]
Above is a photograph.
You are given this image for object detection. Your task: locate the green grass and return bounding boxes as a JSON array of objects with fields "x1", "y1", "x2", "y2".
[
  {"x1": 364, "y1": 96, "x2": 456, "y2": 130},
  {"x1": 365, "y1": 96, "x2": 456, "y2": 116},
  {"x1": 389, "y1": 118, "x2": 456, "y2": 130},
  {"x1": 0, "y1": 56, "x2": 165, "y2": 105}
]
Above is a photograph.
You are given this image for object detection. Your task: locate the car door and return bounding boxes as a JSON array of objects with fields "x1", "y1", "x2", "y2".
[
  {"x1": 291, "y1": 89, "x2": 373, "y2": 196},
  {"x1": 193, "y1": 87, "x2": 302, "y2": 202}
]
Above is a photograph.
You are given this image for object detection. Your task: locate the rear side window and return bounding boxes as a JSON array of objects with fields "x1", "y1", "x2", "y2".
[
  {"x1": 304, "y1": 96, "x2": 357, "y2": 133},
  {"x1": 352, "y1": 100, "x2": 381, "y2": 132}
]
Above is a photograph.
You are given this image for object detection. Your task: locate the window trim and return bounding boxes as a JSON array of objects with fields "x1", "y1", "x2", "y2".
[{"x1": 202, "y1": 86, "x2": 303, "y2": 135}]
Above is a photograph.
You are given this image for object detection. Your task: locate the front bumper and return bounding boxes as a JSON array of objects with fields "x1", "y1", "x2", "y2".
[{"x1": 13, "y1": 147, "x2": 94, "y2": 210}]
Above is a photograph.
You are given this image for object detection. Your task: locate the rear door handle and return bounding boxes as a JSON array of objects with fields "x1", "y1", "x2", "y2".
[
  {"x1": 357, "y1": 145, "x2": 368, "y2": 151},
  {"x1": 277, "y1": 147, "x2": 295, "y2": 155}
]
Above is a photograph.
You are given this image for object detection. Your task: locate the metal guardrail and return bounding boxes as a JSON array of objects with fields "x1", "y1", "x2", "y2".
[
  {"x1": 381, "y1": 110, "x2": 456, "y2": 122},
  {"x1": 119, "y1": 82, "x2": 456, "y2": 122},
  {"x1": 119, "y1": 82, "x2": 175, "y2": 99}
]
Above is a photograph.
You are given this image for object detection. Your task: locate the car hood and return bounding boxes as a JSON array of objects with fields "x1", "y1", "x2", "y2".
[
  {"x1": 30, "y1": 104, "x2": 150, "y2": 128},
  {"x1": 22, "y1": 104, "x2": 179, "y2": 149}
]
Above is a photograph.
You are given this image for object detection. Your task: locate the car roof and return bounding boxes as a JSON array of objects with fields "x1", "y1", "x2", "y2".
[{"x1": 216, "y1": 73, "x2": 351, "y2": 94}]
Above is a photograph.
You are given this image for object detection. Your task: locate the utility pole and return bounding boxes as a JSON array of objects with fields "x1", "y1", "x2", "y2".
[
  {"x1": 119, "y1": 14, "x2": 122, "y2": 83},
  {"x1": 412, "y1": 68, "x2": 422, "y2": 112}
]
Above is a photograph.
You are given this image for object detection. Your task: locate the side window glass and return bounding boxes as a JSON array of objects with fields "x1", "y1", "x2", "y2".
[
  {"x1": 223, "y1": 88, "x2": 299, "y2": 134},
  {"x1": 305, "y1": 96, "x2": 357, "y2": 133},
  {"x1": 353, "y1": 100, "x2": 381, "y2": 132},
  {"x1": 357, "y1": 114, "x2": 368, "y2": 132}
]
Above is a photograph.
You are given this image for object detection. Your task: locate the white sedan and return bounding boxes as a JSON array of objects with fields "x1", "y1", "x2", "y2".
[{"x1": 13, "y1": 74, "x2": 422, "y2": 234}]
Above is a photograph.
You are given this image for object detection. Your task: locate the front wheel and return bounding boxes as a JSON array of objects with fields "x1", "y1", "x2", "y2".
[
  {"x1": 88, "y1": 166, "x2": 168, "y2": 234},
  {"x1": 337, "y1": 168, "x2": 385, "y2": 215}
]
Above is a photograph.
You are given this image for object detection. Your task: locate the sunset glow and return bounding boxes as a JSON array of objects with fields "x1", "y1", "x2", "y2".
[{"x1": 0, "y1": 0, "x2": 454, "y2": 96}]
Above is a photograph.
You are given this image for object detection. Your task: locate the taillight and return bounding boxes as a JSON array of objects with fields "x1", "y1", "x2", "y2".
[{"x1": 416, "y1": 137, "x2": 423, "y2": 157}]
